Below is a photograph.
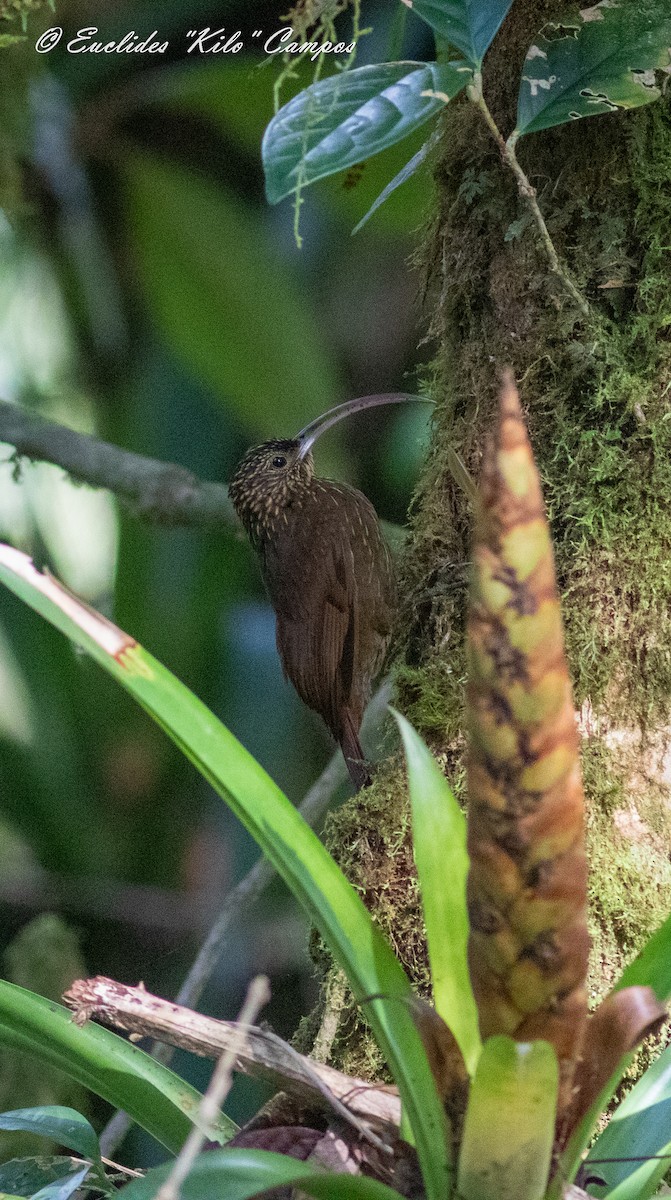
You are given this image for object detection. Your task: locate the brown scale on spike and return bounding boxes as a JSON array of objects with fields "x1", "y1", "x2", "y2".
[
  {"x1": 466, "y1": 371, "x2": 590, "y2": 1115},
  {"x1": 228, "y1": 396, "x2": 419, "y2": 789}
]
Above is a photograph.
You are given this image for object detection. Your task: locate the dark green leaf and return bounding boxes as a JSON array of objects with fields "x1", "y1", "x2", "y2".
[
  {"x1": 263, "y1": 61, "x2": 471, "y2": 203},
  {"x1": 0, "y1": 1111, "x2": 98, "y2": 1164},
  {"x1": 0, "y1": 1158, "x2": 80, "y2": 1198},
  {"x1": 126, "y1": 155, "x2": 341, "y2": 438},
  {"x1": 515, "y1": 1, "x2": 671, "y2": 137},
  {"x1": 121, "y1": 1148, "x2": 403, "y2": 1200},
  {"x1": 407, "y1": 0, "x2": 514, "y2": 67},
  {"x1": 457, "y1": 1037, "x2": 557, "y2": 1200},
  {"x1": 32, "y1": 1166, "x2": 90, "y2": 1200},
  {"x1": 585, "y1": 1044, "x2": 671, "y2": 1199}
]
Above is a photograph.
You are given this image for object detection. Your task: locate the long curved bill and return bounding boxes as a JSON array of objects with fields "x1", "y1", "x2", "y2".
[{"x1": 296, "y1": 393, "x2": 433, "y2": 460}]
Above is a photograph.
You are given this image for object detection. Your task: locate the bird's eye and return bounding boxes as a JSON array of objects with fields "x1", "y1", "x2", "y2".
[{"x1": 272, "y1": 455, "x2": 287, "y2": 468}]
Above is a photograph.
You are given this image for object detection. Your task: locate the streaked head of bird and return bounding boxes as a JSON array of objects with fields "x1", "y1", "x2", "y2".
[{"x1": 228, "y1": 439, "x2": 315, "y2": 544}]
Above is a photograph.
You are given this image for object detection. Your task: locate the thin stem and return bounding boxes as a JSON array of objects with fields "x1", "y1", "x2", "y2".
[
  {"x1": 155, "y1": 975, "x2": 270, "y2": 1200},
  {"x1": 467, "y1": 75, "x2": 589, "y2": 318},
  {"x1": 98, "y1": 680, "x2": 392, "y2": 1158}
]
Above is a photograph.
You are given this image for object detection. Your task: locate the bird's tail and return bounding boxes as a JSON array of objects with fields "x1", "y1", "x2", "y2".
[{"x1": 339, "y1": 708, "x2": 371, "y2": 791}]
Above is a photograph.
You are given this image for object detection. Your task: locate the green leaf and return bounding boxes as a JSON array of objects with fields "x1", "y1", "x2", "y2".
[
  {"x1": 0, "y1": 1158, "x2": 82, "y2": 1198},
  {"x1": 515, "y1": 1, "x2": 671, "y2": 137},
  {"x1": 125, "y1": 155, "x2": 341, "y2": 437},
  {"x1": 0, "y1": 547, "x2": 451, "y2": 1200},
  {"x1": 262, "y1": 61, "x2": 471, "y2": 204},
  {"x1": 32, "y1": 1166, "x2": 90, "y2": 1200},
  {"x1": 457, "y1": 1037, "x2": 558, "y2": 1200},
  {"x1": 0, "y1": 1110, "x2": 98, "y2": 1164},
  {"x1": 615, "y1": 910, "x2": 671, "y2": 1000},
  {"x1": 121, "y1": 1149, "x2": 403, "y2": 1200},
  {"x1": 0, "y1": 982, "x2": 234, "y2": 1153},
  {"x1": 407, "y1": 0, "x2": 514, "y2": 67},
  {"x1": 393, "y1": 711, "x2": 481, "y2": 1074},
  {"x1": 585, "y1": 1044, "x2": 671, "y2": 1199},
  {"x1": 553, "y1": 913, "x2": 671, "y2": 1195}
]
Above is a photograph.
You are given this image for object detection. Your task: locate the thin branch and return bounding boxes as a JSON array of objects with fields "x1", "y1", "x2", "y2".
[
  {"x1": 64, "y1": 976, "x2": 401, "y2": 1136},
  {"x1": 176, "y1": 680, "x2": 390, "y2": 1016},
  {"x1": 155, "y1": 975, "x2": 271, "y2": 1200},
  {"x1": 467, "y1": 76, "x2": 590, "y2": 318},
  {"x1": 0, "y1": 400, "x2": 237, "y2": 527},
  {"x1": 98, "y1": 681, "x2": 392, "y2": 1157}
]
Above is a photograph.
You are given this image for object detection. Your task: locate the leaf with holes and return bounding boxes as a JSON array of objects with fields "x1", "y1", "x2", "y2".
[
  {"x1": 515, "y1": 0, "x2": 671, "y2": 137},
  {"x1": 262, "y1": 61, "x2": 471, "y2": 203}
]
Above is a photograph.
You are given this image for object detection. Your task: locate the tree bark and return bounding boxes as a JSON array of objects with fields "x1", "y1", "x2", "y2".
[{"x1": 318, "y1": 0, "x2": 671, "y2": 1081}]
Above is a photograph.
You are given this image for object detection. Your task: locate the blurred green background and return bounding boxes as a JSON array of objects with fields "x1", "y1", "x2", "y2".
[{"x1": 0, "y1": 0, "x2": 435, "y2": 1159}]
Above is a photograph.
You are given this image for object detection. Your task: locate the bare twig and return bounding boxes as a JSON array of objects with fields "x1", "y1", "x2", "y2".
[
  {"x1": 467, "y1": 75, "x2": 590, "y2": 317},
  {"x1": 0, "y1": 400, "x2": 237, "y2": 527},
  {"x1": 98, "y1": 681, "x2": 392, "y2": 1157},
  {"x1": 155, "y1": 975, "x2": 271, "y2": 1200},
  {"x1": 64, "y1": 976, "x2": 401, "y2": 1135}
]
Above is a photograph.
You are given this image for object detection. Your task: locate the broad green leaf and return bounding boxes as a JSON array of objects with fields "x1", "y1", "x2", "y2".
[
  {"x1": 32, "y1": 1166, "x2": 90, "y2": 1200},
  {"x1": 0, "y1": 547, "x2": 451, "y2": 1200},
  {"x1": 126, "y1": 155, "x2": 341, "y2": 437},
  {"x1": 262, "y1": 61, "x2": 471, "y2": 203},
  {"x1": 407, "y1": 0, "x2": 514, "y2": 67},
  {"x1": 121, "y1": 1148, "x2": 402, "y2": 1200},
  {"x1": 0, "y1": 1110, "x2": 98, "y2": 1164},
  {"x1": 457, "y1": 1037, "x2": 558, "y2": 1200},
  {"x1": 0, "y1": 982, "x2": 234, "y2": 1153},
  {"x1": 515, "y1": 1, "x2": 671, "y2": 137},
  {"x1": 552, "y1": 911, "x2": 671, "y2": 1194},
  {"x1": 585, "y1": 1044, "x2": 671, "y2": 1199},
  {"x1": 0, "y1": 1158, "x2": 81, "y2": 1198},
  {"x1": 615, "y1": 909, "x2": 671, "y2": 1000},
  {"x1": 393, "y1": 711, "x2": 481, "y2": 1074}
]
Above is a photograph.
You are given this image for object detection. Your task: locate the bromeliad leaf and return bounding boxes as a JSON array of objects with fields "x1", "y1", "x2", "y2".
[
  {"x1": 515, "y1": 0, "x2": 671, "y2": 137},
  {"x1": 456, "y1": 1038, "x2": 558, "y2": 1200},
  {"x1": 404, "y1": 0, "x2": 514, "y2": 68},
  {"x1": 262, "y1": 61, "x2": 471, "y2": 203},
  {"x1": 393, "y1": 711, "x2": 481, "y2": 1075},
  {"x1": 582, "y1": 1043, "x2": 671, "y2": 1200},
  {"x1": 0, "y1": 982, "x2": 234, "y2": 1153}
]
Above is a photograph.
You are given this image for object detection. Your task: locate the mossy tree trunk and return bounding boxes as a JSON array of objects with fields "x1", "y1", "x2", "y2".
[{"x1": 317, "y1": 0, "x2": 671, "y2": 1081}]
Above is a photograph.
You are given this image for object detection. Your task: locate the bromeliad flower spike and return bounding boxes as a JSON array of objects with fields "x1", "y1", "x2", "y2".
[{"x1": 229, "y1": 394, "x2": 429, "y2": 789}]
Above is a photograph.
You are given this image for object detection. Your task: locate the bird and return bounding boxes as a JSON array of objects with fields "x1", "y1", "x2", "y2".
[{"x1": 229, "y1": 394, "x2": 425, "y2": 789}]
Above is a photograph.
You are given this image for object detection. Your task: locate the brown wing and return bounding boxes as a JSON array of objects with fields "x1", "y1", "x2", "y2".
[{"x1": 261, "y1": 481, "x2": 394, "y2": 740}]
